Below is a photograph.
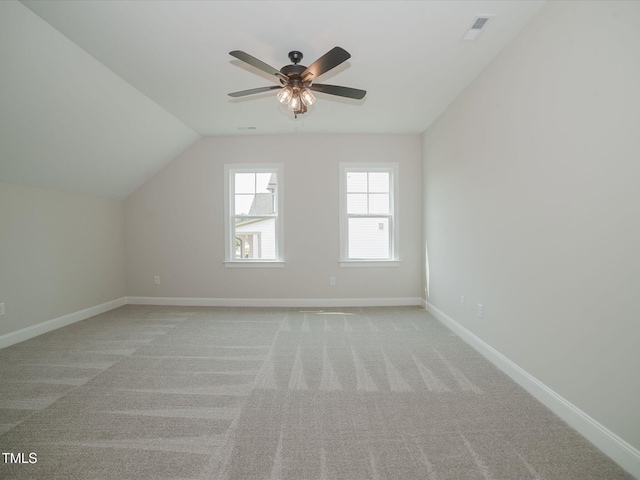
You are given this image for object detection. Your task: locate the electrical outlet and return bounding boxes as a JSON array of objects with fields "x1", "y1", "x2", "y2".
[
  {"x1": 0, "y1": 303, "x2": 4, "y2": 316},
  {"x1": 329, "y1": 276, "x2": 336, "y2": 286},
  {"x1": 459, "y1": 295, "x2": 465, "y2": 307},
  {"x1": 477, "y1": 303, "x2": 483, "y2": 319},
  {"x1": 154, "y1": 276, "x2": 160, "y2": 285}
]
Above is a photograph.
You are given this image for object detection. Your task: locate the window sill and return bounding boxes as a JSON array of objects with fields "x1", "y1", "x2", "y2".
[
  {"x1": 224, "y1": 261, "x2": 285, "y2": 268},
  {"x1": 339, "y1": 260, "x2": 401, "y2": 268}
]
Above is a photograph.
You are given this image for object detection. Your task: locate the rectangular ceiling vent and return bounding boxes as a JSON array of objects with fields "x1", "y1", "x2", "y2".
[
  {"x1": 471, "y1": 17, "x2": 490, "y2": 30},
  {"x1": 462, "y1": 15, "x2": 494, "y2": 42}
]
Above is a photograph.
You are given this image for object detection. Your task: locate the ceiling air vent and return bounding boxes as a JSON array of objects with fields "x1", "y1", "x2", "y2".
[{"x1": 462, "y1": 15, "x2": 494, "y2": 42}]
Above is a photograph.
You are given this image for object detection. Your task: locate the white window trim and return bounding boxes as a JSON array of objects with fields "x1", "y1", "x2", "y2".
[
  {"x1": 339, "y1": 162, "x2": 400, "y2": 267},
  {"x1": 224, "y1": 163, "x2": 284, "y2": 267}
]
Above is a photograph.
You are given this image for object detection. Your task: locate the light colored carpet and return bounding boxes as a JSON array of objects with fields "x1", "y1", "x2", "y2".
[{"x1": 0, "y1": 305, "x2": 634, "y2": 479}]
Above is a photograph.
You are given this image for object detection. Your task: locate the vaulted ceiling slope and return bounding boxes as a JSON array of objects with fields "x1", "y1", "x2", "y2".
[
  {"x1": 0, "y1": 1, "x2": 199, "y2": 199},
  {"x1": 1, "y1": 1, "x2": 545, "y2": 199}
]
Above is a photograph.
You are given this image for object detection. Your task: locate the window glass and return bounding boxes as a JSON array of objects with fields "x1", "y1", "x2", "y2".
[
  {"x1": 348, "y1": 217, "x2": 390, "y2": 259},
  {"x1": 347, "y1": 172, "x2": 368, "y2": 192},
  {"x1": 226, "y1": 166, "x2": 282, "y2": 262},
  {"x1": 341, "y1": 165, "x2": 398, "y2": 262},
  {"x1": 369, "y1": 193, "x2": 390, "y2": 214},
  {"x1": 368, "y1": 172, "x2": 389, "y2": 192}
]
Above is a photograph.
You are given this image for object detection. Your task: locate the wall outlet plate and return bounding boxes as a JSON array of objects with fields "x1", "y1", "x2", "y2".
[{"x1": 0, "y1": 303, "x2": 5, "y2": 315}]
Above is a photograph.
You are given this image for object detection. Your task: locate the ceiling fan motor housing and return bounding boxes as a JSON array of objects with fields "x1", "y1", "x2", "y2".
[{"x1": 280, "y1": 64, "x2": 307, "y2": 84}]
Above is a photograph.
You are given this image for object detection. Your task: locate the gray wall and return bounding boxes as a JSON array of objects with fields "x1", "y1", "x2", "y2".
[
  {"x1": 0, "y1": 182, "x2": 126, "y2": 337},
  {"x1": 124, "y1": 134, "x2": 423, "y2": 302},
  {"x1": 422, "y1": 0, "x2": 640, "y2": 453}
]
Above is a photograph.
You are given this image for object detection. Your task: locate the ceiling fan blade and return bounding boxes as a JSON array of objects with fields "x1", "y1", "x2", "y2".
[
  {"x1": 301, "y1": 47, "x2": 351, "y2": 81},
  {"x1": 308, "y1": 83, "x2": 366, "y2": 100},
  {"x1": 229, "y1": 51, "x2": 288, "y2": 82},
  {"x1": 228, "y1": 86, "x2": 282, "y2": 98}
]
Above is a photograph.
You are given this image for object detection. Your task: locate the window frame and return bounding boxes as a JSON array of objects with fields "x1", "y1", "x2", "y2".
[
  {"x1": 224, "y1": 163, "x2": 284, "y2": 267},
  {"x1": 339, "y1": 163, "x2": 400, "y2": 267}
]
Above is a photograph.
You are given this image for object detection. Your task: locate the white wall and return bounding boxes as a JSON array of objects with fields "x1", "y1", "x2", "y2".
[
  {"x1": 125, "y1": 134, "x2": 422, "y2": 302},
  {"x1": 423, "y1": 0, "x2": 640, "y2": 462},
  {"x1": 0, "y1": 182, "x2": 126, "y2": 338}
]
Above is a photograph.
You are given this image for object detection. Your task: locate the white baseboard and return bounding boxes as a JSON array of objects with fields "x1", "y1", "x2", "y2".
[
  {"x1": 126, "y1": 296, "x2": 423, "y2": 308},
  {"x1": 0, "y1": 297, "x2": 127, "y2": 350},
  {"x1": 0, "y1": 296, "x2": 420, "y2": 350},
  {"x1": 427, "y1": 302, "x2": 640, "y2": 479}
]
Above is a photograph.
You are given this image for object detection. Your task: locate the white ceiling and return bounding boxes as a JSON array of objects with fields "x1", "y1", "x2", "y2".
[{"x1": 0, "y1": 0, "x2": 546, "y2": 199}]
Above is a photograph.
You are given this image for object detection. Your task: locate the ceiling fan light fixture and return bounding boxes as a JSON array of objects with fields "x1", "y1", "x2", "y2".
[
  {"x1": 276, "y1": 86, "x2": 293, "y2": 104},
  {"x1": 300, "y1": 88, "x2": 316, "y2": 107},
  {"x1": 228, "y1": 47, "x2": 366, "y2": 118}
]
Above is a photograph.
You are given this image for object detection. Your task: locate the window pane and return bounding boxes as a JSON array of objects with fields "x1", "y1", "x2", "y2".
[
  {"x1": 347, "y1": 193, "x2": 368, "y2": 214},
  {"x1": 235, "y1": 173, "x2": 255, "y2": 194},
  {"x1": 368, "y1": 172, "x2": 389, "y2": 192},
  {"x1": 256, "y1": 173, "x2": 275, "y2": 194},
  {"x1": 369, "y1": 193, "x2": 390, "y2": 214},
  {"x1": 348, "y1": 217, "x2": 390, "y2": 259},
  {"x1": 346, "y1": 172, "x2": 367, "y2": 192},
  {"x1": 234, "y1": 217, "x2": 277, "y2": 259},
  {"x1": 235, "y1": 193, "x2": 275, "y2": 215},
  {"x1": 252, "y1": 193, "x2": 275, "y2": 214},
  {"x1": 227, "y1": 165, "x2": 282, "y2": 263},
  {"x1": 234, "y1": 194, "x2": 254, "y2": 215}
]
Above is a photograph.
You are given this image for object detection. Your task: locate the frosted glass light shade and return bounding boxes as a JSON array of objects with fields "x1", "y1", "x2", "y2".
[
  {"x1": 277, "y1": 86, "x2": 293, "y2": 104},
  {"x1": 289, "y1": 92, "x2": 301, "y2": 111},
  {"x1": 301, "y1": 88, "x2": 316, "y2": 106}
]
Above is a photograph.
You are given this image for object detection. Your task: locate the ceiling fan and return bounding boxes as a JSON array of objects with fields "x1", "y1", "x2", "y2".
[{"x1": 228, "y1": 47, "x2": 366, "y2": 118}]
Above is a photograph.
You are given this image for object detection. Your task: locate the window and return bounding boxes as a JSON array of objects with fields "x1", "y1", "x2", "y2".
[
  {"x1": 339, "y1": 163, "x2": 399, "y2": 265},
  {"x1": 224, "y1": 164, "x2": 284, "y2": 266}
]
